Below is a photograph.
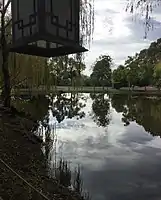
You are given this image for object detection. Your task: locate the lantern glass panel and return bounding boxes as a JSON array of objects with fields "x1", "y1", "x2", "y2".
[
  {"x1": 12, "y1": 0, "x2": 38, "y2": 42},
  {"x1": 45, "y1": 0, "x2": 78, "y2": 43}
]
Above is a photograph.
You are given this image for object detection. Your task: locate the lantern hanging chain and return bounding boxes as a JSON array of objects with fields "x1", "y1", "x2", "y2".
[{"x1": 0, "y1": 158, "x2": 52, "y2": 200}]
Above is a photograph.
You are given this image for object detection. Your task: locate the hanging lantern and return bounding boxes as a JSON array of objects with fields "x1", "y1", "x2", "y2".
[{"x1": 10, "y1": 0, "x2": 87, "y2": 57}]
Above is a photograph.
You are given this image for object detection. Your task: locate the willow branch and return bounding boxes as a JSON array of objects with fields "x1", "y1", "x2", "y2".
[{"x1": 4, "y1": 18, "x2": 11, "y2": 29}]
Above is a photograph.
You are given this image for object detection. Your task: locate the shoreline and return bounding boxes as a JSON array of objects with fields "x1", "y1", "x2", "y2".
[
  {"x1": 12, "y1": 86, "x2": 161, "y2": 95},
  {"x1": 0, "y1": 107, "x2": 86, "y2": 200}
]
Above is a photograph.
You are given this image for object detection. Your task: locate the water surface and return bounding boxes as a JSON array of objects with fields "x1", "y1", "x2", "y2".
[{"x1": 40, "y1": 93, "x2": 161, "y2": 200}]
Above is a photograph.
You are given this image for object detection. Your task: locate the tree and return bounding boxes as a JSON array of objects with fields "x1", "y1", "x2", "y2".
[
  {"x1": 0, "y1": 0, "x2": 12, "y2": 107},
  {"x1": 153, "y1": 62, "x2": 161, "y2": 90},
  {"x1": 9, "y1": 54, "x2": 49, "y2": 89},
  {"x1": 112, "y1": 65, "x2": 128, "y2": 88},
  {"x1": 90, "y1": 55, "x2": 112, "y2": 87},
  {"x1": 124, "y1": 55, "x2": 139, "y2": 88},
  {"x1": 48, "y1": 56, "x2": 86, "y2": 87},
  {"x1": 137, "y1": 63, "x2": 153, "y2": 89},
  {"x1": 67, "y1": 56, "x2": 86, "y2": 87},
  {"x1": 122, "y1": 38, "x2": 161, "y2": 89},
  {"x1": 81, "y1": 75, "x2": 91, "y2": 86}
]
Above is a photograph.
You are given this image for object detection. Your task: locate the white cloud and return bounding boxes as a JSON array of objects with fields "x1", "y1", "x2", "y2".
[{"x1": 84, "y1": 0, "x2": 161, "y2": 74}]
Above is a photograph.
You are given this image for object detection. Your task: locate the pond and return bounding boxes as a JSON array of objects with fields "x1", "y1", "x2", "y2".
[{"x1": 16, "y1": 93, "x2": 161, "y2": 200}]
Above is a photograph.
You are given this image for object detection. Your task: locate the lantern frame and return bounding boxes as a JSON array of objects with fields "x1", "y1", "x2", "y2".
[{"x1": 10, "y1": 0, "x2": 87, "y2": 57}]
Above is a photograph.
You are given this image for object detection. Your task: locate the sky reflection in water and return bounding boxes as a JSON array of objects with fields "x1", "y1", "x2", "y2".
[{"x1": 49, "y1": 94, "x2": 161, "y2": 200}]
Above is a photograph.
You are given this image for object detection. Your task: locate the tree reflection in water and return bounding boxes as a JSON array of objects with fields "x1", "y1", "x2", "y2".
[
  {"x1": 12, "y1": 93, "x2": 161, "y2": 199},
  {"x1": 111, "y1": 94, "x2": 161, "y2": 136},
  {"x1": 90, "y1": 93, "x2": 111, "y2": 127},
  {"x1": 23, "y1": 93, "x2": 90, "y2": 199},
  {"x1": 50, "y1": 92, "x2": 87, "y2": 123}
]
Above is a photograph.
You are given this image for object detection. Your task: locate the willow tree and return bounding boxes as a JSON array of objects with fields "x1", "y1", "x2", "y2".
[
  {"x1": 9, "y1": 54, "x2": 48, "y2": 89},
  {"x1": 0, "y1": 0, "x2": 94, "y2": 107},
  {"x1": 127, "y1": 0, "x2": 161, "y2": 37}
]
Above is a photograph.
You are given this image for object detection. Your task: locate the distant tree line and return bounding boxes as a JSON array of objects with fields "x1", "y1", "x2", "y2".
[
  {"x1": 4, "y1": 38, "x2": 161, "y2": 91},
  {"x1": 8, "y1": 54, "x2": 112, "y2": 89},
  {"x1": 112, "y1": 38, "x2": 161, "y2": 90}
]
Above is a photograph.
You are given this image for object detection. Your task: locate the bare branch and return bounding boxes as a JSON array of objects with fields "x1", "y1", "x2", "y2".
[
  {"x1": 11, "y1": 77, "x2": 30, "y2": 89},
  {"x1": 0, "y1": 0, "x2": 11, "y2": 15},
  {"x1": 3, "y1": 0, "x2": 11, "y2": 15}
]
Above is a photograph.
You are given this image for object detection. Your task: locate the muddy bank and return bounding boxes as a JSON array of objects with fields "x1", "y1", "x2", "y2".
[{"x1": 0, "y1": 106, "x2": 84, "y2": 200}]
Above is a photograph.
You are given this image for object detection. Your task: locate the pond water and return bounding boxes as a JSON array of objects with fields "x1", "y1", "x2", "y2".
[{"x1": 22, "y1": 93, "x2": 161, "y2": 200}]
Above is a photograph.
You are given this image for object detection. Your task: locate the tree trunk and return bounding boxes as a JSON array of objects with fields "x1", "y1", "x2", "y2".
[
  {"x1": 128, "y1": 81, "x2": 130, "y2": 90},
  {"x1": 132, "y1": 85, "x2": 134, "y2": 91},
  {"x1": 1, "y1": 56, "x2": 11, "y2": 107},
  {"x1": 144, "y1": 86, "x2": 147, "y2": 91},
  {"x1": 1, "y1": 13, "x2": 11, "y2": 107}
]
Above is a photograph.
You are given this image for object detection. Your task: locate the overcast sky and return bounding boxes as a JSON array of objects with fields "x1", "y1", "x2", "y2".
[{"x1": 84, "y1": 0, "x2": 161, "y2": 74}]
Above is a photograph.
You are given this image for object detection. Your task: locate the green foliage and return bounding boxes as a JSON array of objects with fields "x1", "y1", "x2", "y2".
[
  {"x1": 113, "y1": 38, "x2": 161, "y2": 89},
  {"x1": 153, "y1": 62, "x2": 161, "y2": 89},
  {"x1": 6, "y1": 37, "x2": 161, "y2": 90},
  {"x1": 125, "y1": 55, "x2": 140, "y2": 87},
  {"x1": 90, "y1": 55, "x2": 112, "y2": 87},
  {"x1": 1, "y1": 53, "x2": 89, "y2": 89},
  {"x1": 49, "y1": 56, "x2": 86, "y2": 87},
  {"x1": 113, "y1": 65, "x2": 128, "y2": 88},
  {"x1": 137, "y1": 63, "x2": 153, "y2": 87},
  {"x1": 81, "y1": 75, "x2": 91, "y2": 86},
  {"x1": 8, "y1": 53, "x2": 50, "y2": 89}
]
